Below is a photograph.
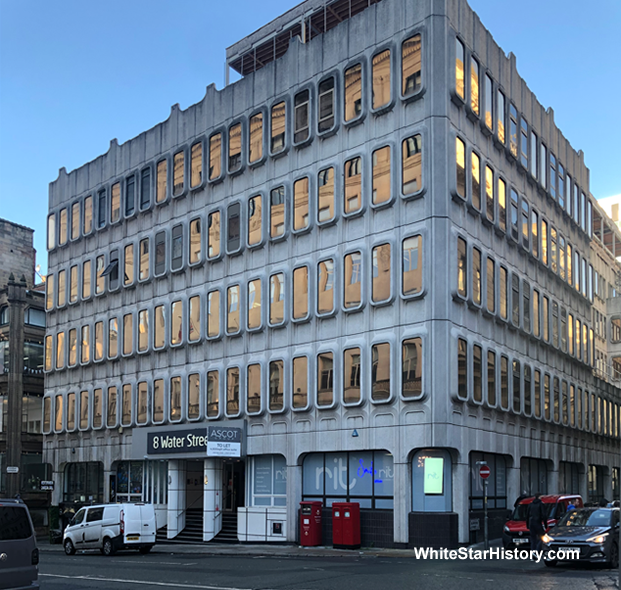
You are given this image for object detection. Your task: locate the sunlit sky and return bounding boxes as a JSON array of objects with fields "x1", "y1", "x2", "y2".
[{"x1": 1, "y1": 0, "x2": 619, "y2": 276}]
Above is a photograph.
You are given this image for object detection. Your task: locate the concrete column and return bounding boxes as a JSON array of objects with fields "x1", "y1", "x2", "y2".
[
  {"x1": 103, "y1": 468, "x2": 113, "y2": 503},
  {"x1": 548, "y1": 464, "x2": 559, "y2": 495},
  {"x1": 507, "y1": 463, "x2": 520, "y2": 501},
  {"x1": 604, "y1": 467, "x2": 613, "y2": 502},
  {"x1": 393, "y1": 459, "x2": 409, "y2": 547},
  {"x1": 286, "y1": 463, "x2": 302, "y2": 544},
  {"x1": 454, "y1": 459, "x2": 470, "y2": 544},
  {"x1": 203, "y1": 458, "x2": 223, "y2": 541},
  {"x1": 167, "y1": 460, "x2": 186, "y2": 539}
]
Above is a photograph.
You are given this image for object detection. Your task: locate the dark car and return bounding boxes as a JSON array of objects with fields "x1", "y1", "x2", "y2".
[
  {"x1": 542, "y1": 507, "x2": 619, "y2": 567},
  {"x1": 0, "y1": 498, "x2": 39, "y2": 589}
]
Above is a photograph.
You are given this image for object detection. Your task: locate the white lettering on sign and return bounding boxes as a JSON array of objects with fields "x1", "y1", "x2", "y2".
[
  {"x1": 150, "y1": 433, "x2": 208, "y2": 452},
  {"x1": 207, "y1": 441, "x2": 241, "y2": 457}
]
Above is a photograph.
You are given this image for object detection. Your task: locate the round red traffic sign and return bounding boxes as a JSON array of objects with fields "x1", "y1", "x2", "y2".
[{"x1": 479, "y1": 465, "x2": 491, "y2": 479}]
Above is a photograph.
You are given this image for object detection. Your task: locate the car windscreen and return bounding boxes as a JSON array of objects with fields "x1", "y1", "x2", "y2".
[
  {"x1": 0, "y1": 506, "x2": 33, "y2": 540},
  {"x1": 511, "y1": 502, "x2": 554, "y2": 522},
  {"x1": 557, "y1": 509, "x2": 611, "y2": 527}
]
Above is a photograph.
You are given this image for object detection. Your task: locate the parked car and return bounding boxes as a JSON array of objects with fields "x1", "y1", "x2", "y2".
[
  {"x1": 63, "y1": 503, "x2": 156, "y2": 556},
  {"x1": 502, "y1": 494, "x2": 583, "y2": 549},
  {"x1": 0, "y1": 498, "x2": 39, "y2": 589},
  {"x1": 542, "y1": 507, "x2": 619, "y2": 567}
]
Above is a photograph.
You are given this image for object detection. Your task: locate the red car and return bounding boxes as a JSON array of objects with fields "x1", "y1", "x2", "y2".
[{"x1": 502, "y1": 494, "x2": 583, "y2": 549}]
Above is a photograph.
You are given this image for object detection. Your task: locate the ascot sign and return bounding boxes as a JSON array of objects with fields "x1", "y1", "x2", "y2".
[{"x1": 147, "y1": 427, "x2": 242, "y2": 457}]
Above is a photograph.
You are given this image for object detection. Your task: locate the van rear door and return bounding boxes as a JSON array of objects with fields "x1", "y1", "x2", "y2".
[
  {"x1": 139, "y1": 504, "x2": 156, "y2": 544},
  {"x1": 123, "y1": 504, "x2": 142, "y2": 542}
]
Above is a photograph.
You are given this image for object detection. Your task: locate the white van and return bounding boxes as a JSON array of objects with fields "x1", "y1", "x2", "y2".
[{"x1": 63, "y1": 503, "x2": 156, "y2": 556}]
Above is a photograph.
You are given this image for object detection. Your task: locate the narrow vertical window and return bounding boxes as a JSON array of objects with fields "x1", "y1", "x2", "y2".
[
  {"x1": 208, "y1": 211, "x2": 221, "y2": 258},
  {"x1": 157, "y1": 160, "x2": 167, "y2": 203},
  {"x1": 207, "y1": 371, "x2": 219, "y2": 417},
  {"x1": 550, "y1": 227, "x2": 557, "y2": 274},
  {"x1": 484, "y1": 73, "x2": 493, "y2": 129},
  {"x1": 401, "y1": 35, "x2": 422, "y2": 98},
  {"x1": 569, "y1": 385, "x2": 575, "y2": 427},
  {"x1": 189, "y1": 218, "x2": 201, "y2": 264},
  {"x1": 170, "y1": 376, "x2": 181, "y2": 422},
  {"x1": 568, "y1": 313, "x2": 574, "y2": 356},
  {"x1": 293, "y1": 177, "x2": 309, "y2": 231},
  {"x1": 226, "y1": 367, "x2": 240, "y2": 416},
  {"x1": 124, "y1": 244, "x2": 134, "y2": 286},
  {"x1": 512, "y1": 274, "x2": 520, "y2": 326},
  {"x1": 540, "y1": 144, "x2": 547, "y2": 189},
  {"x1": 501, "y1": 357, "x2": 509, "y2": 410},
  {"x1": 523, "y1": 281, "x2": 531, "y2": 333},
  {"x1": 530, "y1": 132, "x2": 538, "y2": 179},
  {"x1": 549, "y1": 153, "x2": 557, "y2": 200},
  {"x1": 316, "y1": 261, "x2": 333, "y2": 314},
  {"x1": 97, "y1": 189, "x2": 106, "y2": 228},
  {"x1": 270, "y1": 102, "x2": 286, "y2": 153},
  {"x1": 189, "y1": 296, "x2": 200, "y2": 342},
  {"x1": 47, "y1": 213, "x2": 56, "y2": 249},
  {"x1": 559, "y1": 236, "x2": 566, "y2": 281},
  {"x1": 293, "y1": 266, "x2": 309, "y2": 319},
  {"x1": 472, "y1": 247, "x2": 481, "y2": 305},
  {"x1": 44, "y1": 335, "x2": 52, "y2": 371},
  {"x1": 485, "y1": 165, "x2": 494, "y2": 222},
  {"x1": 500, "y1": 267, "x2": 508, "y2": 320},
  {"x1": 541, "y1": 220, "x2": 548, "y2": 266},
  {"x1": 533, "y1": 370, "x2": 541, "y2": 418},
  {"x1": 567, "y1": 243, "x2": 572, "y2": 286},
  {"x1": 207, "y1": 291, "x2": 220, "y2": 338},
  {"x1": 227, "y1": 285, "x2": 240, "y2": 334},
  {"x1": 372, "y1": 49, "x2": 391, "y2": 109},
  {"x1": 80, "y1": 390, "x2": 90, "y2": 429},
  {"x1": 542, "y1": 296, "x2": 549, "y2": 342},
  {"x1": 344, "y1": 157, "x2": 362, "y2": 213},
  {"x1": 138, "y1": 309, "x2": 149, "y2": 352},
  {"x1": 171, "y1": 224, "x2": 183, "y2": 271},
  {"x1": 531, "y1": 211, "x2": 539, "y2": 258},
  {"x1": 137, "y1": 382, "x2": 147, "y2": 425},
  {"x1": 513, "y1": 360, "x2": 521, "y2": 413},
  {"x1": 111, "y1": 182, "x2": 120, "y2": 223},
  {"x1": 248, "y1": 195, "x2": 262, "y2": 246},
  {"x1": 69, "y1": 265, "x2": 78, "y2": 303},
  {"x1": 520, "y1": 118, "x2": 528, "y2": 168},
  {"x1": 294, "y1": 90, "x2": 310, "y2": 144},
  {"x1": 293, "y1": 357, "x2": 308, "y2": 408},
  {"x1": 154, "y1": 305, "x2": 165, "y2": 349},
  {"x1": 122, "y1": 384, "x2": 132, "y2": 426},
  {"x1": 249, "y1": 113, "x2": 263, "y2": 163},
  {"x1": 318, "y1": 77, "x2": 335, "y2": 132},
  {"x1": 344, "y1": 251, "x2": 362, "y2": 309},
  {"x1": 454, "y1": 38, "x2": 464, "y2": 99},
  {"x1": 317, "y1": 352, "x2": 334, "y2": 406},
  {"x1": 402, "y1": 338, "x2": 422, "y2": 398},
  {"x1": 471, "y1": 152, "x2": 481, "y2": 210},
  {"x1": 270, "y1": 186, "x2": 285, "y2": 238},
  {"x1": 457, "y1": 237, "x2": 467, "y2": 298},
  {"x1": 497, "y1": 90, "x2": 505, "y2": 144},
  {"x1": 486, "y1": 257, "x2": 495, "y2": 313},
  {"x1": 560, "y1": 308, "x2": 567, "y2": 352},
  {"x1": 93, "y1": 388, "x2": 103, "y2": 428},
  {"x1": 533, "y1": 290, "x2": 540, "y2": 338},
  {"x1": 68, "y1": 328, "x2": 77, "y2": 366},
  {"x1": 524, "y1": 366, "x2": 532, "y2": 415},
  {"x1": 269, "y1": 360, "x2": 284, "y2": 411},
  {"x1": 191, "y1": 142, "x2": 202, "y2": 187},
  {"x1": 372, "y1": 343, "x2": 391, "y2": 401},
  {"x1": 402, "y1": 235, "x2": 422, "y2": 296},
  {"x1": 46, "y1": 273, "x2": 54, "y2": 310},
  {"x1": 81, "y1": 325, "x2": 90, "y2": 363},
  {"x1": 209, "y1": 133, "x2": 222, "y2": 179},
  {"x1": 171, "y1": 300, "x2": 183, "y2": 345},
  {"x1": 372, "y1": 243, "x2": 391, "y2": 303},
  {"x1": 521, "y1": 199, "x2": 529, "y2": 250},
  {"x1": 59, "y1": 208, "x2": 68, "y2": 245},
  {"x1": 345, "y1": 346, "x2": 363, "y2": 402},
  {"x1": 84, "y1": 196, "x2": 93, "y2": 234},
  {"x1": 95, "y1": 321, "x2": 104, "y2": 361},
  {"x1": 456, "y1": 137, "x2": 466, "y2": 198},
  {"x1": 67, "y1": 392, "x2": 76, "y2": 431},
  {"x1": 108, "y1": 317, "x2": 118, "y2": 358},
  {"x1": 153, "y1": 379, "x2": 164, "y2": 423},
  {"x1": 247, "y1": 364, "x2": 261, "y2": 414},
  {"x1": 510, "y1": 189, "x2": 519, "y2": 241},
  {"x1": 107, "y1": 386, "x2": 117, "y2": 428},
  {"x1": 140, "y1": 168, "x2": 151, "y2": 209},
  {"x1": 228, "y1": 123, "x2": 242, "y2": 172},
  {"x1": 139, "y1": 238, "x2": 149, "y2": 280},
  {"x1": 57, "y1": 269, "x2": 66, "y2": 307},
  {"x1": 43, "y1": 398, "x2": 51, "y2": 433},
  {"x1": 470, "y1": 58, "x2": 479, "y2": 115},
  {"x1": 473, "y1": 345, "x2": 482, "y2": 403},
  {"x1": 553, "y1": 378, "x2": 560, "y2": 423},
  {"x1": 123, "y1": 313, "x2": 132, "y2": 355},
  {"x1": 372, "y1": 146, "x2": 391, "y2": 205},
  {"x1": 125, "y1": 175, "x2": 135, "y2": 216},
  {"x1": 402, "y1": 135, "x2": 422, "y2": 195},
  {"x1": 155, "y1": 231, "x2": 166, "y2": 275},
  {"x1": 487, "y1": 351, "x2": 496, "y2": 406},
  {"x1": 317, "y1": 167, "x2": 335, "y2": 223},
  {"x1": 457, "y1": 338, "x2": 467, "y2": 400},
  {"x1": 247, "y1": 279, "x2": 261, "y2": 330},
  {"x1": 269, "y1": 273, "x2": 285, "y2": 325},
  {"x1": 344, "y1": 64, "x2": 362, "y2": 121},
  {"x1": 71, "y1": 202, "x2": 80, "y2": 240},
  {"x1": 188, "y1": 374, "x2": 200, "y2": 420}
]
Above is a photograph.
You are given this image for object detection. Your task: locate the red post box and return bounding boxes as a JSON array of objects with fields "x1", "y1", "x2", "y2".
[
  {"x1": 299, "y1": 501, "x2": 322, "y2": 546},
  {"x1": 332, "y1": 502, "x2": 360, "y2": 549}
]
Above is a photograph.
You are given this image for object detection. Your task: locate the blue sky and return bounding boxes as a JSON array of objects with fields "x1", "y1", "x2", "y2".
[{"x1": 1, "y1": 0, "x2": 619, "y2": 276}]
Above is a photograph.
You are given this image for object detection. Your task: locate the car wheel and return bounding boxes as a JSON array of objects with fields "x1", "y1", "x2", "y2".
[
  {"x1": 139, "y1": 545, "x2": 152, "y2": 554},
  {"x1": 64, "y1": 539, "x2": 76, "y2": 556},
  {"x1": 544, "y1": 559, "x2": 557, "y2": 567},
  {"x1": 102, "y1": 537, "x2": 115, "y2": 556},
  {"x1": 609, "y1": 543, "x2": 619, "y2": 569}
]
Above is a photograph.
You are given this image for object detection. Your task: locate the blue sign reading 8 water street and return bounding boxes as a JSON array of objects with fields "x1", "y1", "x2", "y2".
[{"x1": 147, "y1": 426, "x2": 242, "y2": 455}]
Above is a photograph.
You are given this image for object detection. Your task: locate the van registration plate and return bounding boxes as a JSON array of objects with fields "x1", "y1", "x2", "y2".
[
  {"x1": 514, "y1": 538, "x2": 529, "y2": 544},
  {"x1": 126, "y1": 535, "x2": 140, "y2": 541}
]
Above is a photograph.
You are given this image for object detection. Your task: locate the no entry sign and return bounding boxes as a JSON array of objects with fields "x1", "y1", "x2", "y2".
[{"x1": 479, "y1": 465, "x2": 491, "y2": 479}]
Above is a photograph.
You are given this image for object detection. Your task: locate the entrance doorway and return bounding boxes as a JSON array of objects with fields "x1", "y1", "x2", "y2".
[
  {"x1": 222, "y1": 461, "x2": 245, "y2": 512},
  {"x1": 185, "y1": 461, "x2": 204, "y2": 511}
]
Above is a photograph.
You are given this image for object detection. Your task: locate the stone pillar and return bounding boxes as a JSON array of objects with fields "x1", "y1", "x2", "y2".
[
  {"x1": 548, "y1": 462, "x2": 559, "y2": 495},
  {"x1": 203, "y1": 458, "x2": 223, "y2": 541},
  {"x1": 286, "y1": 463, "x2": 302, "y2": 544},
  {"x1": 507, "y1": 463, "x2": 520, "y2": 501},
  {"x1": 393, "y1": 459, "x2": 409, "y2": 547},
  {"x1": 454, "y1": 459, "x2": 470, "y2": 544},
  {"x1": 604, "y1": 467, "x2": 613, "y2": 502},
  {"x1": 167, "y1": 460, "x2": 186, "y2": 539}
]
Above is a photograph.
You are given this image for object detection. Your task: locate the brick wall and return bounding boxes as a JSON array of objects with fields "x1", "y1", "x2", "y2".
[{"x1": 0, "y1": 219, "x2": 36, "y2": 289}]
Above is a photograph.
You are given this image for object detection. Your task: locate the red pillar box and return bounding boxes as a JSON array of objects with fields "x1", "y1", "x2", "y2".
[
  {"x1": 332, "y1": 502, "x2": 360, "y2": 549},
  {"x1": 299, "y1": 501, "x2": 322, "y2": 546}
]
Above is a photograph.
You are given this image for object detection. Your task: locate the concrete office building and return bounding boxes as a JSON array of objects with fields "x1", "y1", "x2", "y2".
[{"x1": 43, "y1": 0, "x2": 620, "y2": 547}]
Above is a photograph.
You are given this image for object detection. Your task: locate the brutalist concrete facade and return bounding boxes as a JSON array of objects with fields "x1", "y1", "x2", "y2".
[{"x1": 43, "y1": 0, "x2": 619, "y2": 547}]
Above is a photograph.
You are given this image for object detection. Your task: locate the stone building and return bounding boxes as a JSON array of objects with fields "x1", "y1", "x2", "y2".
[{"x1": 42, "y1": 0, "x2": 619, "y2": 547}]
